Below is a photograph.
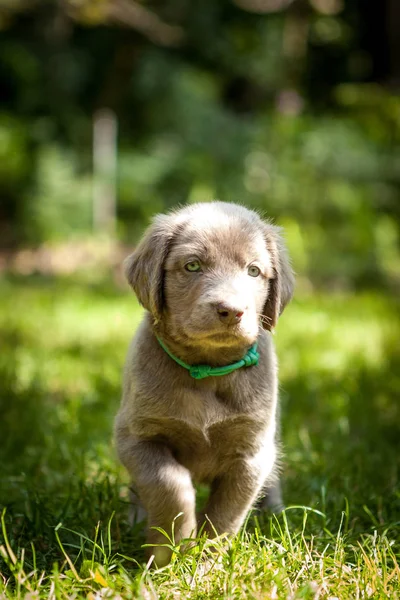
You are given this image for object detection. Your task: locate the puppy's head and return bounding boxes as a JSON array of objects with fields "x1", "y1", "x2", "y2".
[{"x1": 125, "y1": 202, "x2": 294, "y2": 348}]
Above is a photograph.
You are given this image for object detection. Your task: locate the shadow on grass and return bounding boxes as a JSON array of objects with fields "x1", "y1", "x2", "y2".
[
  {"x1": 0, "y1": 311, "x2": 140, "y2": 574},
  {"x1": 281, "y1": 335, "x2": 400, "y2": 533}
]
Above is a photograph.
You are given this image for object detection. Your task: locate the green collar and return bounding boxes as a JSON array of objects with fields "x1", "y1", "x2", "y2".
[{"x1": 156, "y1": 336, "x2": 259, "y2": 380}]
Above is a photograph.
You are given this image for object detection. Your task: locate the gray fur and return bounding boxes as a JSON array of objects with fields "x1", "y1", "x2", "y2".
[{"x1": 114, "y1": 202, "x2": 294, "y2": 566}]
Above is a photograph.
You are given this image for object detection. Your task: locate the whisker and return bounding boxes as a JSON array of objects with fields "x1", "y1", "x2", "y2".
[{"x1": 257, "y1": 313, "x2": 272, "y2": 325}]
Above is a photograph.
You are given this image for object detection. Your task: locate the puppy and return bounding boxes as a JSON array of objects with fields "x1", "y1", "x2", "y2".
[{"x1": 114, "y1": 202, "x2": 294, "y2": 566}]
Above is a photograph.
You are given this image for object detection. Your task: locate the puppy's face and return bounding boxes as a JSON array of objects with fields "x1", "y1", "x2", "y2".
[
  {"x1": 163, "y1": 215, "x2": 272, "y2": 347},
  {"x1": 125, "y1": 202, "x2": 294, "y2": 348}
]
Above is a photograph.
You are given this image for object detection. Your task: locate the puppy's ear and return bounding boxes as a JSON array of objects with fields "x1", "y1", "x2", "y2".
[
  {"x1": 124, "y1": 214, "x2": 177, "y2": 321},
  {"x1": 262, "y1": 225, "x2": 294, "y2": 331}
]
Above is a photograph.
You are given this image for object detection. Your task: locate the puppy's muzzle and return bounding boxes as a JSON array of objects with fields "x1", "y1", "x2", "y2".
[{"x1": 215, "y1": 302, "x2": 247, "y2": 325}]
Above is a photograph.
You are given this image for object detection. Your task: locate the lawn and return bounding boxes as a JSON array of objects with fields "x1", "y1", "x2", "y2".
[{"x1": 0, "y1": 274, "x2": 399, "y2": 599}]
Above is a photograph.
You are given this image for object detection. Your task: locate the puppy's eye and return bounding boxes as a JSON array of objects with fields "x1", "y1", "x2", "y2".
[
  {"x1": 185, "y1": 260, "x2": 201, "y2": 272},
  {"x1": 248, "y1": 265, "x2": 261, "y2": 277}
]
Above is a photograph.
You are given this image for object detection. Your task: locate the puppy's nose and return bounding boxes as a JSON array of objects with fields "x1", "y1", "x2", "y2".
[{"x1": 216, "y1": 303, "x2": 245, "y2": 325}]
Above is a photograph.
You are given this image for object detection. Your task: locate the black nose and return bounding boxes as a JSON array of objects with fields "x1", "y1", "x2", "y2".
[{"x1": 216, "y1": 303, "x2": 245, "y2": 324}]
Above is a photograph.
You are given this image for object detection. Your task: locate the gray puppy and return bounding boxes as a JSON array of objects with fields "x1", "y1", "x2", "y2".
[{"x1": 114, "y1": 202, "x2": 294, "y2": 566}]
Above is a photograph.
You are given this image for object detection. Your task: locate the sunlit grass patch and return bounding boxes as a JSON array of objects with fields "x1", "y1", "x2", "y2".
[{"x1": 277, "y1": 292, "x2": 399, "y2": 379}]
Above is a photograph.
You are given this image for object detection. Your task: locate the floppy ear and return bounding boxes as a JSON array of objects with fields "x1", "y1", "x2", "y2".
[
  {"x1": 124, "y1": 214, "x2": 177, "y2": 321},
  {"x1": 262, "y1": 225, "x2": 295, "y2": 331}
]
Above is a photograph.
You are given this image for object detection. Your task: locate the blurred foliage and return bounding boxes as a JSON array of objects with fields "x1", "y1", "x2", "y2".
[{"x1": 0, "y1": 0, "x2": 399, "y2": 289}]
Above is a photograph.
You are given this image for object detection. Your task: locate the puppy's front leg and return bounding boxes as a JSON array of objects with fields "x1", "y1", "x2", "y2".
[
  {"x1": 199, "y1": 458, "x2": 268, "y2": 537},
  {"x1": 120, "y1": 438, "x2": 197, "y2": 566}
]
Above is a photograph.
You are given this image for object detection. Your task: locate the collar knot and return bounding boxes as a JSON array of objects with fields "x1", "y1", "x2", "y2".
[
  {"x1": 189, "y1": 365, "x2": 212, "y2": 380},
  {"x1": 243, "y1": 347, "x2": 259, "y2": 367}
]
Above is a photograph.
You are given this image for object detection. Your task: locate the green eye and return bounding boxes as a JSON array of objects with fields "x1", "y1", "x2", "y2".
[
  {"x1": 248, "y1": 265, "x2": 261, "y2": 277},
  {"x1": 185, "y1": 260, "x2": 201, "y2": 272}
]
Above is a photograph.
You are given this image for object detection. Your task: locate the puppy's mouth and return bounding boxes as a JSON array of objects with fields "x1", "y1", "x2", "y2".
[{"x1": 186, "y1": 322, "x2": 258, "y2": 346}]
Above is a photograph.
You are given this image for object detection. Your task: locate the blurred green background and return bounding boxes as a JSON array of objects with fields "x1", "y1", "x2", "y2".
[
  {"x1": 0, "y1": 0, "x2": 399, "y2": 290},
  {"x1": 0, "y1": 0, "x2": 399, "y2": 586}
]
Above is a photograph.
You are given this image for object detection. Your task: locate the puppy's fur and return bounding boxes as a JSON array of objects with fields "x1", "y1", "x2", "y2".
[{"x1": 114, "y1": 202, "x2": 294, "y2": 566}]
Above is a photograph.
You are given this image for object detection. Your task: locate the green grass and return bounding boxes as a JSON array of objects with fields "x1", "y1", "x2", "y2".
[{"x1": 0, "y1": 274, "x2": 399, "y2": 598}]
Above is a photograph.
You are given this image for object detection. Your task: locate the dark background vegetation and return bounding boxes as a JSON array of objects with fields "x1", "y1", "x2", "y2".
[
  {"x1": 0, "y1": 1, "x2": 399, "y2": 595},
  {"x1": 0, "y1": 0, "x2": 399, "y2": 290}
]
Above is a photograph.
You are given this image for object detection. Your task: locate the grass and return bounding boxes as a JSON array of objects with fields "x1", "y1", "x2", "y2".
[{"x1": 0, "y1": 273, "x2": 399, "y2": 598}]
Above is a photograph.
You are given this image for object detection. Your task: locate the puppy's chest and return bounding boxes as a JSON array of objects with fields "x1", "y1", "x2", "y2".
[{"x1": 136, "y1": 387, "x2": 269, "y2": 462}]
